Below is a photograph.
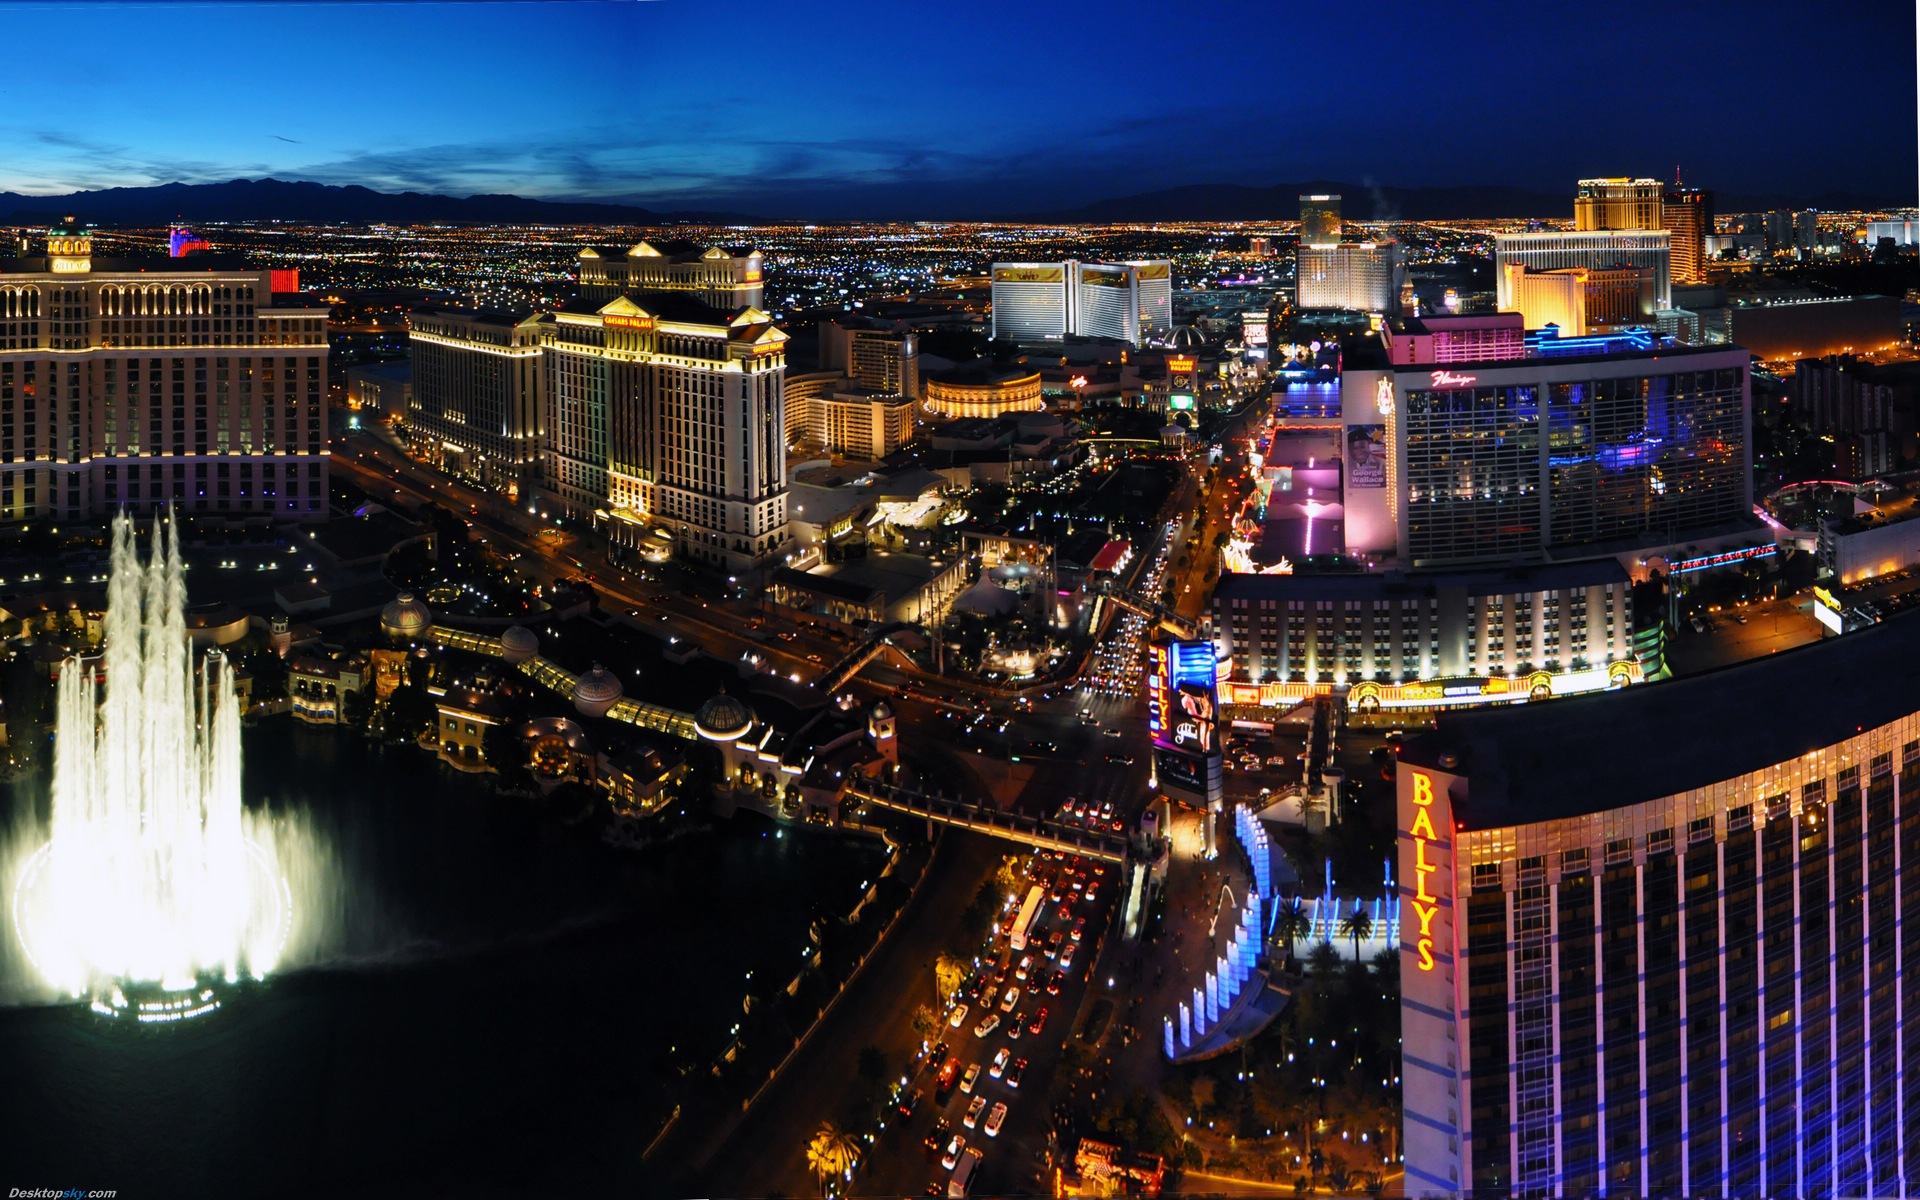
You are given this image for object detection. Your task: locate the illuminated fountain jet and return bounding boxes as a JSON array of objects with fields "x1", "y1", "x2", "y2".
[{"x1": 11, "y1": 514, "x2": 291, "y2": 1021}]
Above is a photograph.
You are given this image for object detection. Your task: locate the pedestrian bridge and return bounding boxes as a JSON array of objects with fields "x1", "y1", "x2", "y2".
[
  {"x1": 845, "y1": 780, "x2": 1129, "y2": 862},
  {"x1": 1095, "y1": 580, "x2": 1199, "y2": 639}
]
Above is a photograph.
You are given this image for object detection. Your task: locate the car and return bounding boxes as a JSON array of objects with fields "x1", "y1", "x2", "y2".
[
  {"x1": 1102, "y1": 728, "x2": 1124, "y2": 738},
  {"x1": 1006, "y1": 1009, "x2": 1025, "y2": 1039},
  {"x1": 984, "y1": 1101, "x2": 1008, "y2": 1138},
  {"x1": 980, "y1": 986, "x2": 998, "y2": 1011},
  {"x1": 1015, "y1": 955, "x2": 1033, "y2": 981},
  {"x1": 1050, "y1": 931, "x2": 1066, "y2": 953},
  {"x1": 964, "y1": 1095, "x2": 987, "y2": 1128},
  {"x1": 936, "y1": 1057, "x2": 960, "y2": 1093},
  {"x1": 1029, "y1": 1007, "x2": 1049, "y2": 1035},
  {"x1": 1070, "y1": 877, "x2": 1084, "y2": 892},
  {"x1": 1059, "y1": 945, "x2": 1077, "y2": 971},
  {"x1": 960, "y1": 1063, "x2": 981, "y2": 1094},
  {"x1": 929, "y1": 1040, "x2": 949, "y2": 1066},
  {"x1": 1071, "y1": 919, "x2": 1086, "y2": 942},
  {"x1": 1007, "y1": 1058, "x2": 1026, "y2": 1088},
  {"x1": 990, "y1": 1047, "x2": 1011, "y2": 1078},
  {"x1": 1000, "y1": 986, "x2": 1021, "y2": 1012},
  {"x1": 973, "y1": 1014, "x2": 1000, "y2": 1038},
  {"x1": 1046, "y1": 971, "x2": 1062, "y2": 995},
  {"x1": 949, "y1": 1004, "x2": 969, "y2": 1029},
  {"x1": 942, "y1": 1133, "x2": 967, "y2": 1170},
  {"x1": 1086, "y1": 884, "x2": 1099, "y2": 901},
  {"x1": 924, "y1": 1119, "x2": 953, "y2": 1157},
  {"x1": 899, "y1": 1088, "x2": 922, "y2": 1116}
]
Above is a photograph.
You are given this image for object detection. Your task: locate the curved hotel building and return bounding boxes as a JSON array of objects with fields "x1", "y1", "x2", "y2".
[{"x1": 1400, "y1": 610, "x2": 1920, "y2": 1198}]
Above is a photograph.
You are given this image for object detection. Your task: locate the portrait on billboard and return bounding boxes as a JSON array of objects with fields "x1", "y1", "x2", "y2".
[
  {"x1": 1346, "y1": 424, "x2": 1386, "y2": 488},
  {"x1": 1172, "y1": 682, "x2": 1216, "y2": 754}
]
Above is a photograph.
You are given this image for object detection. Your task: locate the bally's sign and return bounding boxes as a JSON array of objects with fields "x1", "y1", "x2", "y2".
[{"x1": 1406, "y1": 770, "x2": 1443, "y2": 972}]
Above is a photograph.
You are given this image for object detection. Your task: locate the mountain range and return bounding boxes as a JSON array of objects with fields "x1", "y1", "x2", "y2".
[
  {"x1": 0, "y1": 179, "x2": 749, "y2": 227},
  {"x1": 0, "y1": 177, "x2": 1905, "y2": 228}
]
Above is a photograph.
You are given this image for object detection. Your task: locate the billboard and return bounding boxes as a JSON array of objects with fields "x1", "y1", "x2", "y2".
[
  {"x1": 1133, "y1": 262, "x2": 1171, "y2": 281},
  {"x1": 1169, "y1": 394, "x2": 1196, "y2": 411},
  {"x1": 1346, "y1": 424, "x2": 1386, "y2": 488},
  {"x1": 994, "y1": 266, "x2": 1064, "y2": 283},
  {"x1": 1149, "y1": 639, "x2": 1218, "y2": 750}
]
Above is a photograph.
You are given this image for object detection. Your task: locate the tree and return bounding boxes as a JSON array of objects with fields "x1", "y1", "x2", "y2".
[
  {"x1": 1273, "y1": 898, "x2": 1311, "y2": 965},
  {"x1": 993, "y1": 854, "x2": 1024, "y2": 896},
  {"x1": 910, "y1": 1003, "x2": 942, "y2": 1041},
  {"x1": 934, "y1": 954, "x2": 968, "y2": 1005},
  {"x1": 806, "y1": 1121, "x2": 860, "y2": 1197},
  {"x1": 1337, "y1": 905, "x2": 1374, "y2": 960}
]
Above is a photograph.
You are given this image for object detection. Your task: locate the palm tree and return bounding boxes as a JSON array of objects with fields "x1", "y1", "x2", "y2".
[
  {"x1": 933, "y1": 953, "x2": 967, "y2": 1005},
  {"x1": 806, "y1": 1121, "x2": 860, "y2": 1197},
  {"x1": 1337, "y1": 904, "x2": 1374, "y2": 961},
  {"x1": 1273, "y1": 898, "x2": 1311, "y2": 966}
]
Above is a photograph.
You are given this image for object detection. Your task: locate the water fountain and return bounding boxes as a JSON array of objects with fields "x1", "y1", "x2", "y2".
[{"x1": 10, "y1": 513, "x2": 291, "y2": 1021}]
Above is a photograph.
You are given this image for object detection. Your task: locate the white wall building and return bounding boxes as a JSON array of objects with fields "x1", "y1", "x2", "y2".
[{"x1": 1296, "y1": 242, "x2": 1402, "y2": 313}]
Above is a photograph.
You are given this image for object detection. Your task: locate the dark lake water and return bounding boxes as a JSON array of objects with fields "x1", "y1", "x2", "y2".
[{"x1": 0, "y1": 719, "x2": 884, "y2": 1198}]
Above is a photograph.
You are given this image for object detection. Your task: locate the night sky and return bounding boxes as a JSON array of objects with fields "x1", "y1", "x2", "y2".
[{"x1": 3, "y1": 0, "x2": 1914, "y2": 218}]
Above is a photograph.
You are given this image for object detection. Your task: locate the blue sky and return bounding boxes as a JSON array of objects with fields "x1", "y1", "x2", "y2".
[{"x1": 1, "y1": 0, "x2": 1913, "y2": 217}]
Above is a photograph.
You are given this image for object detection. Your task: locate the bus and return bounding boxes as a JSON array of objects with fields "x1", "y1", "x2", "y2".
[
  {"x1": 1009, "y1": 884, "x2": 1046, "y2": 952},
  {"x1": 948, "y1": 1146, "x2": 984, "y2": 1198}
]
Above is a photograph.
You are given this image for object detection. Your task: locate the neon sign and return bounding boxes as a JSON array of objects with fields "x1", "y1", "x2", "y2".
[
  {"x1": 1429, "y1": 370, "x2": 1478, "y2": 388},
  {"x1": 1375, "y1": 376, "x2": 1395, "y2": 416},
  {"x1": 1669, "y1": 544, "x2": 1777, "y2": 574},
  {"x1": 604, "y1": 314, "x2": 654, "y2": 331},
  {"x1": 1408, "y1": 771, "x2": 1441, "y2": 973}
]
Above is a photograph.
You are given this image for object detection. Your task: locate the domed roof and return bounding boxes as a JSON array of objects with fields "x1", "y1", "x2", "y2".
[
  {"x1": 870, "y1": 700, "x2": 893, "y2": 721},
  {"x1": 572, "y1": 664, "x2": 625, "y2": 716},
  {"x1": 695, "y1": 691, "x2": 754, "y2": 741},
  {"x1": 953, "y1": 578, "x2": 1019, "y2": 618},
  {"x1": 499, "y1": 624, "x2": 539, "y2": 663},
  {"x1": 1167, "y1": 325, "x2": 1207, "y2": 351},
  {"x1": 380, "y1": 592, "x2": 432, "y2": 640}
]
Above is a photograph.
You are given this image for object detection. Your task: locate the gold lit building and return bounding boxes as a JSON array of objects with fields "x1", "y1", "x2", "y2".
[
  {"x1": 1573, "y1": 177, "x2": 1663, "y2": 231},
  {"x1": 921, "y1": 366, "x2": 1044, "y2": 419},
  {"x1": 0, "y1": 217, "x2": 330, "y2": 523}
]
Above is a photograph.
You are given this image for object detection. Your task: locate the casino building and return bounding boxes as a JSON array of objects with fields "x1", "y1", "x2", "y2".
[
  {"x1": 0, "y1": 218, "x2": 330, "y2": 522},
  {"x1": 989, "y1": 260, "x2": 1172, "y2": 346},
  {"x1": 1399, "y1": 611, "x2": 1920, "y2": 1198},
  {"x1": 1341, "y1": 338, "x2": 1756, "y2": 570}
]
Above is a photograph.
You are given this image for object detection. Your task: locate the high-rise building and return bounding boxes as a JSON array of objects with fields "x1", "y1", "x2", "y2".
[
  {"x1": 537, "y1": 294, "x2": 789, "y2": 571},
  {"x1": 1296, "y1": 242, "x2": 1402, "y2": 312},
  {"x1": 1249, "y1": 236, "x2": 1272, "y2": 256},
  {"x1": 1340, "y1": 340, "x2": 1752, "y2": 567},
  {"x1": 1573, "y1": 177, "x2": 1664, "y2": 230},
  {"x1": 1797, "y1": 209, "x2": 1821, "y2": 252},
  {"x1": 1399, "y1": 611, "x2": 1920, "y2": 1199},
  {"x1": 783, "y1": 373, "x2": 915, "y2": 462},
  {"x1": 574, "y1": 240, "x2": 764, "y2": 310},
  {"x1": 819, "y1": 317, "x2": 919, "y2": 399},
  {"x1": 1766, "y1": 210, "x2": 1795, "y2": 254},
  {"x1": 989, "y1": 260, "x2": 1172, "y2": 345},
  {"x1": 1299, "y1": 194, "x2": 1342, "y2": 246},
  {"x1": 405, "y1": 307, "x2": 543, "y2": 492},
  {"x1": 1213, "y1": 560, "x2": 1636, "y2": 688},
  {"x1": 1494, "y1": 231, "x2": 1672, "y2": 310},
  {"x1": 1500, "y1": 264, "x2": 1655, "y2": 335},
  {"x1": 0, "y1": 218, "x2": 330, "y2": 523},
  {"x1": 1662, "y1": 186, "x2": 1713, "y2": 284}
]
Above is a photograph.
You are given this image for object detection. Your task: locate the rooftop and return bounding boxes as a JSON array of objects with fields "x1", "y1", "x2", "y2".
[{"x1": 1400, "y1": 604, "x2": 1920, "y2": 829}]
